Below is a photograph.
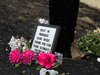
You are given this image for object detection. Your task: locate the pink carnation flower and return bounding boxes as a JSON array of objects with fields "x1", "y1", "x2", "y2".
[
  {"x1": 37, "y1": 51, "x2": 57, "y2": 69},
  {"x1": 22, "y1": 49, "x2": 35, "y2": 64},
  {"x1": 9, "y1": 48, "x2": 22, "y2": 64}
]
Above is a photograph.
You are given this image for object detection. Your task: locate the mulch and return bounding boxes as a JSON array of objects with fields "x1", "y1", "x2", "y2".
[{"x1": 0, "y1": 0, "x2": 100, "y2": 75}]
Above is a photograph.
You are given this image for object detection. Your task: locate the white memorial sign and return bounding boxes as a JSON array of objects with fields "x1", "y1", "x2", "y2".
[{"x1": 31, "y1": 23, "x2": 61, "y2": 53}]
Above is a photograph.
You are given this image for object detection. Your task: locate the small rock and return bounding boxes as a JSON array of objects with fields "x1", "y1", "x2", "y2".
[
  {"x1": 86, "y1": 56, "x2": 89, "y2": 58},
  {"x1": 67, "y1": 73, "x2": 69, "y2": 74},
  {"x1": 94, "y1": 67, "x2": 97, "y2": 71},
  {"x1": 6, "y1": 48, "x2": 9, "y2": 51},
  {"x1": 22, "y1": 70, "x2": 25, "y2": 73},
  {"x1": 74, "y1": 31, "x2": 76, "y2": 33},
  {"x1": 97, "y1": 58, "x2": 100, "y2": 62},
  {"x1": 9, "y1": 5, "x2": 12, "y2": 7}
]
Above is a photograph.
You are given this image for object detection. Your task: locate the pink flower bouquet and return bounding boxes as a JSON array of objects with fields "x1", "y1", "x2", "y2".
[
  {"x1": 9, "y1": 48, "x2": 22, "y2": 64},
  {"x1": 8, "y1": 36, "x2": 62, "y2": 70},
  {"x1": 9, "y1": 48, "x2": 35, "y2": 67},
  {"x1": 22, "y1": 49, "x2": 35, "y2": 64},
  {"x1": 37, "y1": 51, "x2": 57, "y2": 69}
]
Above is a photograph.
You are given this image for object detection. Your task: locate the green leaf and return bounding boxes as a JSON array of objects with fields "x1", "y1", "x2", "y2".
[
  {"x1": 85, "y1": 42, "x2": 91, "y2": 47},
  {"x1": 18, "y1": 47, "x2": 20, "y2": 50},
  {"x1": 20, "y1": 47, "x2": 23, "y2": 53},
  {"x1": 81, "y1": 36, "x2": 83, "y2": 41},
  {"x1": 36, "y1": 66, "x2": 42, "y2": 70},
  {"x1": 15, "y1": 62, "x2": 22, "y2": 67},
  {"x1": 27, "y1": 62, "x2": 31, "y2": 66},
  {"x1": 51, "y1": 64, "x2": 59, "y2": 69},
  {"x1": 81, "y1": 48, "x2": 87, "y2": 53},
  {"x1": 16, "y1": 35, "x2": 19, "y2": 39},
  {"x1": 36, "y1": 60, "x2": 39, "y2": 64},
  {"x1": 86, "y1": 47, "x2": 90, "y2": 51},
  {"x1": 61, "y1": 73, "x2": 65, "y2": 75},
  {"x1": 96, "y1": 50, "x2": 100, "y2": 56},
  {"x1": 19, "y1": 62, "x2": 22, "y2": 64},
  {"x1": 46, "y1": 72, "x2": 49, "y2": 75},
  {"x1": 15, "y1": 63, "x2": 19, "y2": 67},
  {"x1": 78, "y1": 42, "x2": 83, "y2": 46},
  {"x1": 26, "y1": 42, "x2": 31, "y2": 49}
]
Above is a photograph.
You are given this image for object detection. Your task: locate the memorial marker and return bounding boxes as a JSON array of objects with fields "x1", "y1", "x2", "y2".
[{"x1": 31, "y1": 23, "x2": 61, "y2": 53}]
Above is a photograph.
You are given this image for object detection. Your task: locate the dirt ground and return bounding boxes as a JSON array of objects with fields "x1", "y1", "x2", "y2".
[{"x1": 0, "y1": 0, "x2": 100, "y2": 75}]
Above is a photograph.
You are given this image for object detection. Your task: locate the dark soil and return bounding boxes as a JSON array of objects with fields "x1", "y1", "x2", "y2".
[{"x1": 0, "y1": 0, "x2": 100, "y2": 75}]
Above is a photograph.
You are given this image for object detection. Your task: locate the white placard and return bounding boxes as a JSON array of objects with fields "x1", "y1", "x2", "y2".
[{"x1": 31, "y1": 25, "x2": 56, "y2": 53}]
